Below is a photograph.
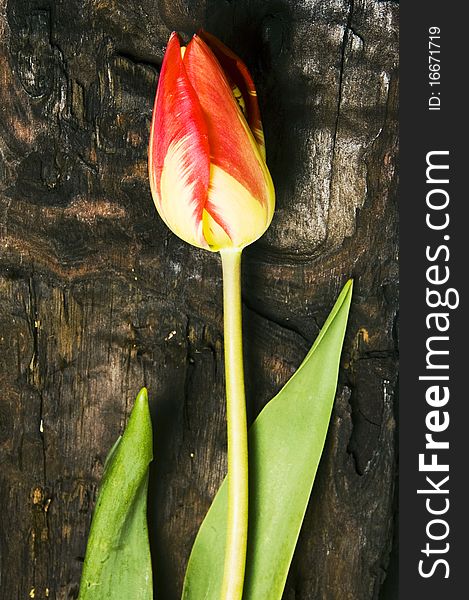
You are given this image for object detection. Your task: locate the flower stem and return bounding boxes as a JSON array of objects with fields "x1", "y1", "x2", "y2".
[{"x1": 219, "y1": 247, "x2": 248, "y2": 600}]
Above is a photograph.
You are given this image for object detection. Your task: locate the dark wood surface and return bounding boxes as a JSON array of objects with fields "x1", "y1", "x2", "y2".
[{"x1": 0, "y1": 1, "x2": 398, "y2": 598}]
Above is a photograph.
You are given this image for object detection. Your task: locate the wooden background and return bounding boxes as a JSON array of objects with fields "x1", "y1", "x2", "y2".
[{"x1": 0, "y1": 0, "x2": 398, "y2": 598}]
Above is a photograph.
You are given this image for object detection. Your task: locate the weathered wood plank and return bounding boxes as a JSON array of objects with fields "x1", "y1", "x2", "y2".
[{"x1": 0, "y1": 1, "x2": 398, "y2": 598}]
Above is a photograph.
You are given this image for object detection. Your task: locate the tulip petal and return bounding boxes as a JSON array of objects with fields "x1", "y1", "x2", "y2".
[
  {"x1": 198, "y1": 30, "x2": 266, "y2": 159},
  {"x1": 183, "y1": 35, "x2": 272, "y2": 213},
  {"x1": 203, "y1": 165, "x2": 271, "y2": 250},
  {"x1": 149, "y1": 32, "x2": 210, "y2": 248}
]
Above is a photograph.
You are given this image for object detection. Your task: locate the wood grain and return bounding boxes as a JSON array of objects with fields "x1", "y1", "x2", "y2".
[{"x1": 0, "y1": 1, "x2": 398, "y2": 598}]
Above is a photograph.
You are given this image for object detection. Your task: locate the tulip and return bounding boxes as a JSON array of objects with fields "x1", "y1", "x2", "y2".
[
  {"x1": 148, "y1": 32, "x2": 275, "y2": 600},
  {"x1": 148, "y1": 31, "x2": 275, "y2": 252}
]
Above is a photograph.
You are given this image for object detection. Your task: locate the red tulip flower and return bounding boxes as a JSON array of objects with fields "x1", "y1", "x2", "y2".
[
  {"x1": 148, "y1": 31, "x2": 275, "y2": 251},
  {"x1": 148, "y1": 32, "x2": 276, "y2": 600}
]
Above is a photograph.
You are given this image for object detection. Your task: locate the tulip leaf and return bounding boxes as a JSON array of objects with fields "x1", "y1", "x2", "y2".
[
  {"x1": 78, "y1": 388, "x2": 153, "y2": 600},
  {"x1": 182, "y1": 280, "x2": 353, "y2": 600}
]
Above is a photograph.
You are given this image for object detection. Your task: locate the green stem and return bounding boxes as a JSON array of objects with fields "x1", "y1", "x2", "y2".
[{"x1": 219, "y1": 247, "x2": 249, "y2": 600}]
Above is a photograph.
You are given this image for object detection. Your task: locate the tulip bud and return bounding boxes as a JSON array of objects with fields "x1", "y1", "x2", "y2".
[{"x1": 148, "y1": 32, "x2": 275, "y2": 251}]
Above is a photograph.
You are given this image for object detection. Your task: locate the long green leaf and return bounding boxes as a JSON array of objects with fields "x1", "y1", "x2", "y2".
[
  {"x1": 78, "y1": 388, "x2": 153, "y2": 600},
  {"x1": 182, "y1": 280, "x2": 353, "y2": 600}
]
